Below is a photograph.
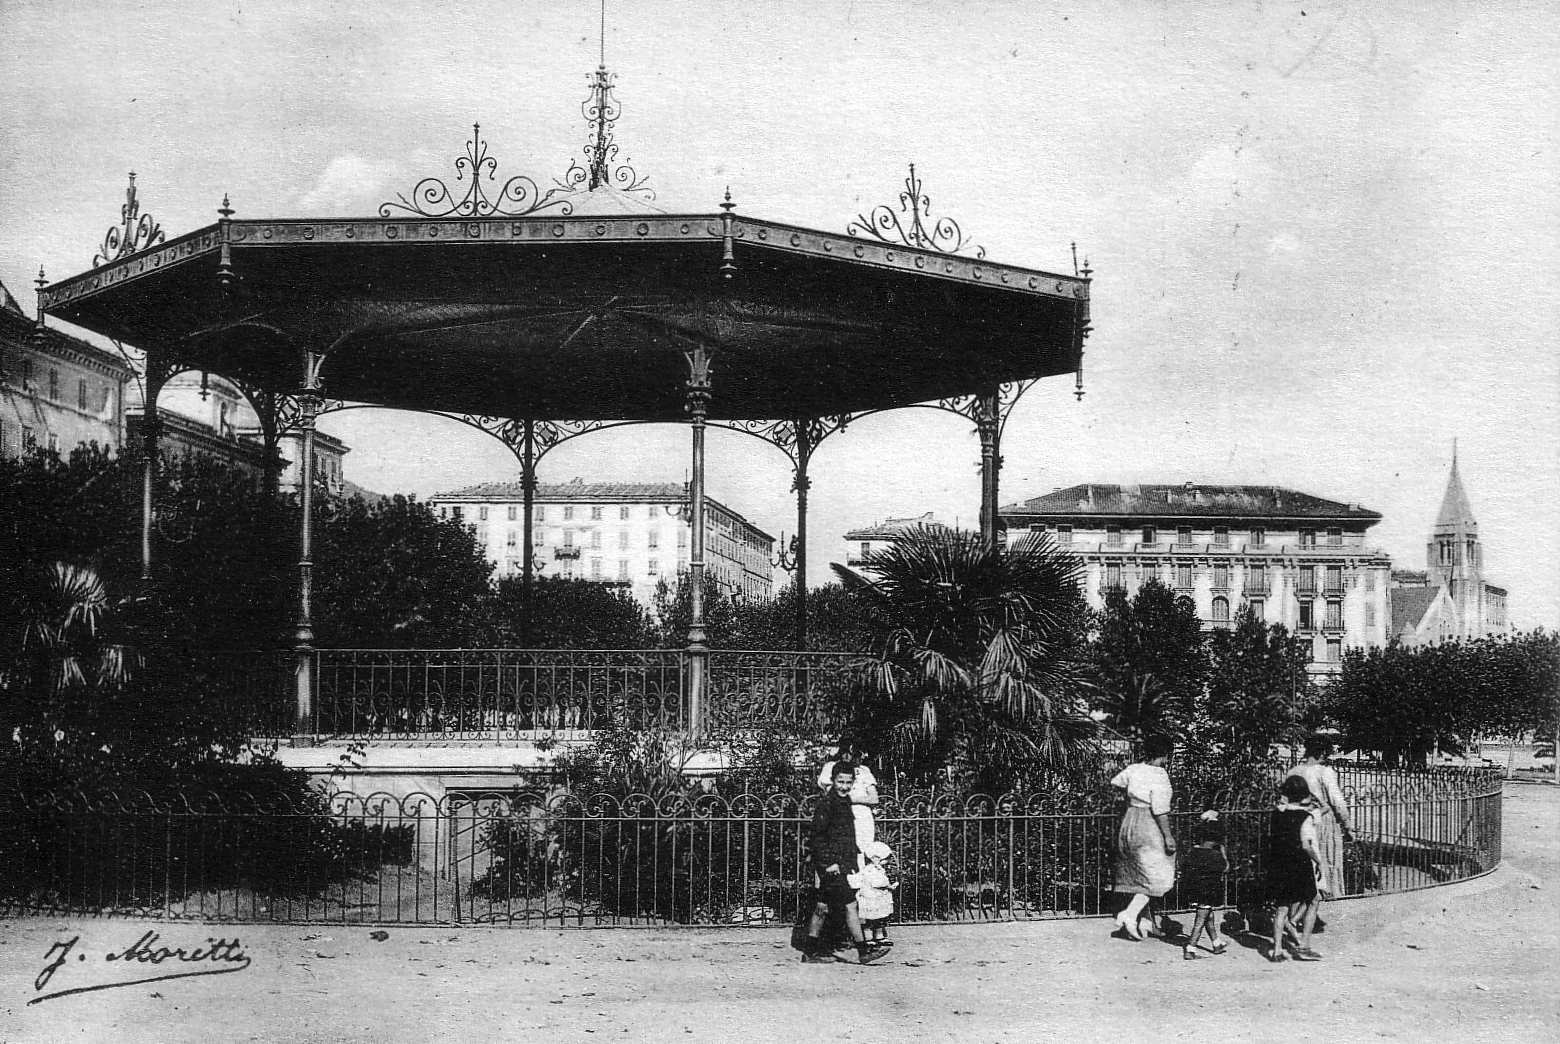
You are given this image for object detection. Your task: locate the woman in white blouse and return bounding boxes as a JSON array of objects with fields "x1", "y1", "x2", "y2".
[
  {"x1": 1109, "y1": 735, "x2": 1178, "y2": 940},
  {"x1": 1284, "y1": 735, "x2": 1355, "y2": 899}
]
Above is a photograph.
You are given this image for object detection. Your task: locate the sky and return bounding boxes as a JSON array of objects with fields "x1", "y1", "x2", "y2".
[{"x1": 3, "y1": 0, "x2": 1557, "y2": 628}]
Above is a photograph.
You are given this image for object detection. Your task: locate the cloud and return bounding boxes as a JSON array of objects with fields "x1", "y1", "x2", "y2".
[{"x1": 297, "y1": 154, "x2": 401, "y2": 214}]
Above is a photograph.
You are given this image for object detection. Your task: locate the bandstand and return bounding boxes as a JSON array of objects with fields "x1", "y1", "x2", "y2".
[{"x1": 36, "y1": 60, "x2": 1092, "y2": 756}]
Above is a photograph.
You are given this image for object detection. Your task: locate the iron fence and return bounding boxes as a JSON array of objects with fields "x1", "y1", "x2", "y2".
[
  {"x1": 216, "y1": 648, "x2": 863, "y2": 741},
  {"x1": 0, "y1": 767, "x2": 1502, "y2": 928}
]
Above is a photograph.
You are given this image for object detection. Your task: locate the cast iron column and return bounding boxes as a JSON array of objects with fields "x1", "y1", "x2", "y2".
[
  {"x1": 685, "y1": 345, "x2": 713, "y2": 735},
  {"x1": 293, "y1": 352, "x2": 324, "y2": 742},
  {"x1": 139, "y1": 362, "x2": 166, "y2": 585},
  {"x1": 977, "y1": 389, "x2": 1001, "y2": 545},
  {"x1": 793, "y1": 419, "x2": 811, "y2": 649},
  {"x1": 520, "y1": 418, "x2": 538, "y2": 645}
]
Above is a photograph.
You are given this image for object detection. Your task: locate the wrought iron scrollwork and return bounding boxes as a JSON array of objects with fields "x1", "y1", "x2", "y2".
[
  {"x1": 94, "y1": 173, "x2": 165, "y2": 267},
  {"x1": 847, "y1": 163, "x2": 984, "y2": 259},
  {"x1": 555, "y1": 65, "x2": 655, "y2": 200},
  {"x1": 380, "y1": 124, "x2": 575, "y2": 219},
  {"x1": 712, "y1": 415, "x2": 853, "y2": 468}
]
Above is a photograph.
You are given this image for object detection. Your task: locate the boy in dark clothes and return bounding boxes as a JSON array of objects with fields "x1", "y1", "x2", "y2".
[{"x1": 801, "y1": 762, "x2": 888, "y2": 965}]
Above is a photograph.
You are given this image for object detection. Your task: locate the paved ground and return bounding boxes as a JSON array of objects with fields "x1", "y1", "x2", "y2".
[{"x1": 3, "y1": 785, "x2": 1555, "y2": 1044}]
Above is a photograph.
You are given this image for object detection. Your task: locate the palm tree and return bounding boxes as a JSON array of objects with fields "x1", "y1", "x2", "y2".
[
  {"x1": 2, "y1": 562, "x2": 136, "y2": 762},
  {"x1": 832, "y1": 526, "x2": 1095, "y2": 786}
]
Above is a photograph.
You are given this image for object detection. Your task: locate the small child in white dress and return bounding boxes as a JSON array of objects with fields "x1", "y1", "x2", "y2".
[{"x1": 856, "y1": 840, "x2": 898, "y2": 947}]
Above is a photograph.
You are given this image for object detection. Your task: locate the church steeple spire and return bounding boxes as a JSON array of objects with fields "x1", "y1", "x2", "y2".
[{"x1": 1434, "y1": 443, "x2": 1478, "y2": 532}]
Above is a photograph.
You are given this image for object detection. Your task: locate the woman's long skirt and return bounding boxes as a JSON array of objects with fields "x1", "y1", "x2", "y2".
[
  {"x1": 1112, "y1": 806, "x2": 1176, "y2": 897},
  {"x1": 1313, "y1": 807, "x2": 1346, "y2": 897}
]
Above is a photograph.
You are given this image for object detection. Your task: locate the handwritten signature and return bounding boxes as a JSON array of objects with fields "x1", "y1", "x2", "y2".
[{"x1": 30, "y1": 931, "x2": 251, "y2": 1005}]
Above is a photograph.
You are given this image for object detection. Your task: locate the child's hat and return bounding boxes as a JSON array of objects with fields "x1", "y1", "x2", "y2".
[{"x1": 863, "y1": 840, "x2": 892, "y2": 862}]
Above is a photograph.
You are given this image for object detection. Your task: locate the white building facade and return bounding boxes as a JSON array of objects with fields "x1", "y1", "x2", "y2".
[
  {"x1": 1000, "y1": 483, "x2": 1394, "y2": 675},
  {"x1": 431, "y1": 479, "x2": 775, "y2": 606}
]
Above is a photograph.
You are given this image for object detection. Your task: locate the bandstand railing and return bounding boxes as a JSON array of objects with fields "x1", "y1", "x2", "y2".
[
  {"x1": 0, "y1": 767, "x2": 1503, "y2": 928},
  {"x1": 217, "y1": 648, "x2": 863, "y2": 741}
]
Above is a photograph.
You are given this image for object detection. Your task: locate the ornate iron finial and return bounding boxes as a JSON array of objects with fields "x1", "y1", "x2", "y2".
[
  {"x1": 554, "y1": 64, "x2": 654, "y2": 199},
  {"x1": 848, "y1": 164, "x2": 984, "y2": 259},
  {"x1": 380, "y1": 123, "x2": 575, "y2": 218},
  {"x1": 218, "y1": 193, "x2": 234, "y2": 219},
  {"x1": 94, "y1": 173, "x2": 165, "y2": 267},
  {"x1": 1071, "y1": 241, "x2": 1079, "y2": 276},
  {"x1": 32, "y1": 267, "x2": 48, "y2": 335}
]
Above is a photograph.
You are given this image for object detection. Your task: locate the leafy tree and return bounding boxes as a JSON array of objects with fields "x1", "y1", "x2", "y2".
[
  {"x1": 832, "y1": 526, "x2": 1095, "y2": 790},
  {"x1": 727, "y1": 580, "x2": 874, "y2": 652},
  {"x1": 650, "y1": 572, "x2": 739, "y2": 648},
  {"x1": 1086, "y1": 578, "x2": 1209, "y2": 740},
  {"x1": 1199, "y1": 607, "x2": 1315, "y2": 755},
  {"x1": 1327, "y1": 641, "x2": 1473, "y2": 766},
  {"x1": 489, "y1": 575, "x2": 655, "y2": 648},
  {"x1": 312, "y1": 493, "x2": 497, "y2": 647}
]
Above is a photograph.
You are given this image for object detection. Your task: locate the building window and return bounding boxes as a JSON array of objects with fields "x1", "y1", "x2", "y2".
[
  {"x1": 1212, "y1": 562, "x2": 1229, "y2": 590},
  {"x1": 1325, "y1": 639, "x2": 1342, "y2": 663},
  {"x1": 1365, "y1": 570, "x2": 1376, "y2": 591},
  {"x1": 506, "y1": 530, "x2": 518, "y2": 548},
  {"x1": 451, "y1": 506, "x2": 463, "y2": 521},
  {"x1": 591, "y1": 506, "x2": 603, "y2": 521},
  {"x1": 507, "y1": 505, "x2": 517, "y2": 521},
  {"x1": 48, "y1": 369, "x2": 59, "y2": 400},
  {"x1": 534, "y1": 506, "x2": 545, "y2": 522},
  {"x1": 1176, "y1": 563, "x2": 1192, "y2": 590},
  {"x1": 1327, "y1": 527, "x2": 1342, "y2": 546},
  {"x1": 1299, "y1": 528, "x2": 1316, "y2": 548},
  {"x1": 1246, "y1": 563, "x2": 1266, "y2": 593},
  {"x1": 1365, "y1": 603, "x2": 1376, "y2": 627},
  {"x1": 1250, "y1": 526, "x2": 1266, "y2": 548},
  {"x1": 22, "y1": 359, "x2": 34, "y2": 388},
  {"x1": 77, "y1": 378, "x2": 88, "y2": 409},
  {"x1": 1105, "y1": 563, "x2": 1122, "y2": 590},
  {"x1": 618, "y1": 559, "x2": 629, "y2": 580},
  {"x1": 590, "y1": 558, "x2": 602, "y2": 579},
  {"x1": 1249, "y1": 598, "x2": 1265, "y2": 622},
  {"x1": 1212, "y1": 596, "x2": 1230, "y2": 626},
  {"x1": 619, "y1": 531, "x2": 629, "y2": 550},
  {"x1": 1325, "y1": 565, "x2": 1343, "y2": 594},
  {"x1": 860, "y1": 541, "x2": 870, "y2": 557},
  {"x1": 589, "y1": 530, "x2": 601, "y2": 549},
  {"x1": 648, "y1": 558, "x2": 659, "y2": 575},
  {"x1": 1213, "y1": 526, "x2": 1229, "y2": 546},
  {"x1": 677, "y1": 528, "x2": 687, "y2": 548},
  {"x1": 648, "y1": 529, "x2": 660, "y2": 549},
  {"x1": 1056, "y1": 525, "x2": 1072, "y2": 544},
  {"x1": 1298, "y1": 600, "x2": 1315, "y2": 631},
  {"x1": 1142, "y1": 526, "x2": 1157, "y2": 546},
  {"x1": 563, "y1": 530, "x2": 574, "y2": 547},
  {"x1": 478, "y1": 507, "x2": 489, "y2": 521},
  {"x1": 1177, "y1": 526, "x2": 1192, "y2": 545},
  {"x1": 1324, "y1": 600, "x2": 1343, "y2": 630},
  {"x1": 1106, "y1": 525, "x2": 1122, "y2": 546},
  {"x1": 620, "y1": 505, "x2": 630, "y2": 520},
  {"x1": 1298, "y1": 565, "x2": 1316, "y2": 594},
  {"x1": 563, "y1": 506, "x2": 575, "y2": 521}
]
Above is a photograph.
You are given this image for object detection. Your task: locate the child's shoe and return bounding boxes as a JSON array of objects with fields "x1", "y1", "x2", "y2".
[{"x1": 856, "y1": 944, "x2": 889, "y2": 965}]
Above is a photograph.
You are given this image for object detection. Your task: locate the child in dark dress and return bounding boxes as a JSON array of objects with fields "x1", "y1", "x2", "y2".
[
  {"x1": 1180, "y1": 810, "x2": 1230, "y2": 960},
  {"x1": 1266, "y1": 775, "x2": 1325, "y2": 963}
]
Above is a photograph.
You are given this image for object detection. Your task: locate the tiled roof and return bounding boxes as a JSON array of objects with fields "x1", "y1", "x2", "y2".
[
  {"x1": 438, "y1": 479, "x2": 688, "y2": 502},
  {"x1": 1000, "y1": 483, "x2": 1381, "y2": 523},
  {"x1": 1, "y1": 306, "x2": 136, "y2": 377},
  {"x1": 843, "y1": 512, "x2": 950, "y2": 541},
  {"x1": 1390, "y1": 585, "x2": 1443, "y2": 636},
  {"x1": 432, "y1": 479, "x2": 772, "y2": 540}
]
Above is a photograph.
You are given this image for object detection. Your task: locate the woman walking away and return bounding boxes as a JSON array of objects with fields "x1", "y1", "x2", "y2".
[
  {"x1": 1266, "y1": 775, "x2": 1325, "y2": 963},
  {"x1": 1179, "y1": 811, "x2": 1230, "y2": 960},
  {"x1": 1285, "y1": 735, "x2": 1354, "y2": 903},
  {"x1": 1109, "y1": 735, "x2": 1177, "y2": 941}
]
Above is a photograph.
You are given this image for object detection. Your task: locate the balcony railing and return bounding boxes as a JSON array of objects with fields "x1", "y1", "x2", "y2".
[{"x1": 219, "y1": 648, "x2": 863, "y2": 741}]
